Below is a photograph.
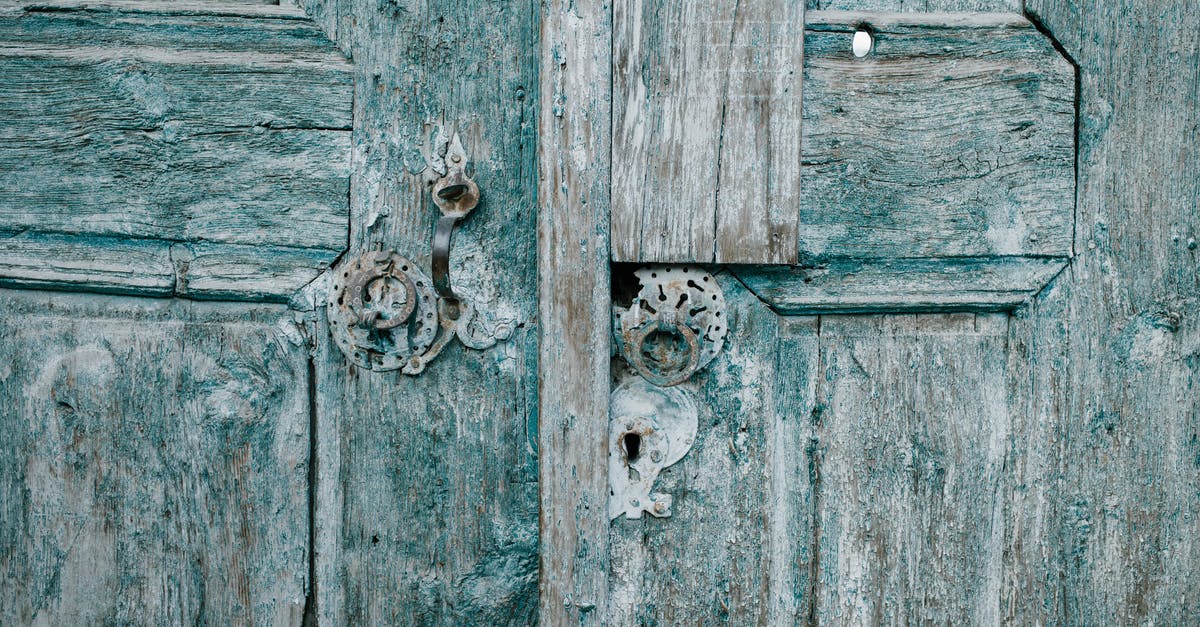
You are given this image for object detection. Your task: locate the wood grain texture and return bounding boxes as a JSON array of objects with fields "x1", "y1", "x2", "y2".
[
  {"x1": 810, "y1": 313, "x2": 1012, "y2": 624},
  {"x1": 0, "y1": 288, "x2": 310, "y2": 625},
  {"x1": 298, "y1": 0, "x2": 542, "y2": 623},
  {"x1": 0, "y1": 2, "x2": 352, "y2": 300},
  {"x1": 608, "y1": 277, "x2": 818, "y2": 624},
  {"x1": 734, "y1": 256, "x2": 1066, "y2": 314},
  {"x1": 611, "y1": 0, "x2": 803, "y2": 264},
  {"x1": 537, "y1": 0, "x2": 613, "y2": 622},
  {"x1": 798, "y1": 11, "x2": 1074, "y2": 261},
  {"x1": 1006, "y1": 2, "x2": 1200, "y2": 623}
]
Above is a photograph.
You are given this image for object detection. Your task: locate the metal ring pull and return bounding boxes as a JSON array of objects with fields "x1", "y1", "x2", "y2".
[
  {"x1": 623, "y1": 318, "x2": 702, "y2": 387},
  {"x1": 615, "y1": 266, "x2": 728, "y2": 387}
]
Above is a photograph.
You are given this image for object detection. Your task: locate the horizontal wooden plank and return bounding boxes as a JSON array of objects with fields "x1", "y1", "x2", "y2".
[
  {"x1": 611, "y1": 0, "x2": 804, "y2": 264},
  {"x1": 732, "y1": 256, "x2": 1067, "y2": 313},
  {"x1": 0, "y1": 3, "x2": 351, "y2": 301},
  {"x1": 0, "y1": 288, "x2": 310, "y2": 625},
  {"x1": 0, "y1": 231, "x2": 336, "y2": 302},
  {"x1": 799, "y1": 11, "x2": 1074, "y2": 260},
  {"x1": 612, "y1": 11, "x2": 1074, "y2": 266},
  {"x1": 806, "y1": 0, "x2": 1020, "y2": 11}
]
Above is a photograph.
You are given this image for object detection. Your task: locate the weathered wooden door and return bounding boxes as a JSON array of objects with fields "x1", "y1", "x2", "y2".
[{"x1": 2, "y1": 0, "x2": 1196, "y2": 625}]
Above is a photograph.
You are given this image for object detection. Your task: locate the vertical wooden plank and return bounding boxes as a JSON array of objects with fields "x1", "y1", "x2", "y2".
[
  {"x1": 301, "y1": 0, "x2": 541, "y2": 623},
  {"x1": 1010, "y1": 1, "x2": 1200, "y2": 622},
  {"x1": 608, "y1": 279, "x2": 818, "y2": 623},
  {"x1": 538, "y1": 0, "x2": 613, "y2": 622},
  {"x1": 811, "y1": 313, "x2": 1011, "y2": 624},
  {"x1": 0, "y1": 290, "x2": 310, "y2": 625},
  {"x1": 611, "y1": 0, "x2": 802, "y2": 264}
]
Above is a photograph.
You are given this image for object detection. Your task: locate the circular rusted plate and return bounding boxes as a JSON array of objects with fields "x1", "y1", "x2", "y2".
[{"x1": 327, "y1": 251, "x2": 438, "y2": 371}]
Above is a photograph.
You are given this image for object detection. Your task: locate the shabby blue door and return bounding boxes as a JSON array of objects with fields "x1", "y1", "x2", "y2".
[{"x1": 2, "y1": 0, "x2": 1198, "y2": 625}]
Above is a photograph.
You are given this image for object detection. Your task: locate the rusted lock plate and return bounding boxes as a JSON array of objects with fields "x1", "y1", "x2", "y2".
[{"x1": 615, "y1": 266, "x2": 727, "y2": 386}]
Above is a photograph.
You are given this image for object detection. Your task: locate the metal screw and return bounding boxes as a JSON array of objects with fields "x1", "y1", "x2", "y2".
[
  {"x1": 650, "y1": 450, "x2": 662, "y2": 463},
  {"x1": 653, "y1": 502, "x2": 667, "y2": 514}
]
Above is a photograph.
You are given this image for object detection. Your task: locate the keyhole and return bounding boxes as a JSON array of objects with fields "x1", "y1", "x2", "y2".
[{"x1": 623, "y1": 432, "x2": 641, "y2": 462}]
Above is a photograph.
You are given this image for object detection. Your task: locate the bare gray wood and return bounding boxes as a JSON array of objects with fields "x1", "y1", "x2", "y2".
[
  {"x1": 734, "y1": 257, "x2": 1066, "y2": 314},
  {"x1": 0, "y1": 2, "x2": 352, "y2": 301},
  {"x1": 810, "y1": 313, "x2": 1012, "y2": 623},
  {"x1": 299, "y1": 0, "x2": 542, "y2": 623},
  {"x1": 608, "y1": 277, "x2": 819, "y2": 624},
  {"x1": 537, "y1": 0, "x2": 614, "y2": 622},
  {"x1": 1005, "y1": 1, "x2": 1200, "y2": 622},
  {"x1": 0, "y1": 288, "x2": 310, "y2": 625},
  {"x1": 611, "y1": 0, "x2": 804, "y2": 264}
]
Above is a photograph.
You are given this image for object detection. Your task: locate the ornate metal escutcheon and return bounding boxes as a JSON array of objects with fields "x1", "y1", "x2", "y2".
[
  {"x1": 608, "y1": 377, "x2": 699, "y2": 520},
  {"x1": 615, "y1": 266, "x2": 727, "y2": 386},
  {"x1": 327, "y1": 133, "x2": 512, "y2": 373}
]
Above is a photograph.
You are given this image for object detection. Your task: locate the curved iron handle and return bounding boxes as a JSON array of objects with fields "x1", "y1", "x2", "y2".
[{"x1": 430, "y1": 136, "x2": 479, "y2": 321}]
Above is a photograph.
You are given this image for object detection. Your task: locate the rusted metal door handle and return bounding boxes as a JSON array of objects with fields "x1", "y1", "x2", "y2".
[
  {"x1": 430, "y1": 139, "x2": 479, "y2": 320},
  {"x1": 326, "y1": 132, "x2": 512, "y2": 374}
]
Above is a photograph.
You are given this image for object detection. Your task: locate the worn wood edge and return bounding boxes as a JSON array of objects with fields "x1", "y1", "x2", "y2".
[
  {"x1": 732, "y1": 256, "x2": 1069, "y2": 314},
  {"x1": 538, "y1": 0, "x2": 612, "y2": 622},
  {"x1": 0, "y1": 232, "x2": 342, "y2": 303},
  {"x1": 805, "y1": 9, "x2": 1033, "y2": 29},
  {"x1": 10, "y1": 0, "x2": 313, "y2": 20}
]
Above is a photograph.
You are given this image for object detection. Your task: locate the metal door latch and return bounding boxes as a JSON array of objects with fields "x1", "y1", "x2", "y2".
[
  {"x1": 614, "y1": 266, "x2": 727, "y2": 386},
  {"x1": 609, "y1": 377, "x2": 698, "y2": 520},
  {"x1": 326, "y1": 134, "x2": 512, "y2": 373}
]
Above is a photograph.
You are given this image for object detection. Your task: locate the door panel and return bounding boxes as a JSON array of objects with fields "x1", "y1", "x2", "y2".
[
  {"x1": 299, "y1": 0, "x2": 541, "y2": 623},
  {"x1": 812, "y1": 313, "x2": 1010, "y2": 623},
  {"x1": 0, "y1": 290, "x2": 310, "y2": 625},
  {"x1": 0, "y1": 1, "x2": 353, "y2": 301}
]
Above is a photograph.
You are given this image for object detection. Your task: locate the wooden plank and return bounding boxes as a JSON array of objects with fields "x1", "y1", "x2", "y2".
[
  {"x1": 734, "y1": 256, "x2": 1067, "y2": 314},
  {"x1": 300, "y1": 0, "x2": 543, "y2": 623},
  {"x1": 611, "y1": 0, "x2": 804, "y2": 264},
  {"x1": 811, "y1": 313, "x2": 1011, "y2": 623},
  {"x1": 806, "y1": 0, "x2": 1019, "y2": 11},
  {"x1": 0, "y1": 288, "x2": 310, "y2": 625},
  {"x1": 0, "y1": 231, "x2": 175, "y2": 296},
  {"x1": 0, "y1": 232, "x2": 338, "y2": 302},
  {"x1": 1006, "y1": 1, "x2": 1200, "y2": 622},
  {"x1": 608, "y1": 278, "x2": 818, "y2": 623},
  {"x1": 0, "y1": 3, "x2": 352, "y2": 300},
  {"x1": 537, "y1": 0, "x2": 613, "y2": 622},
  {"x1": 798, "y1": 11, "x2": 1074, "y2": 261}
]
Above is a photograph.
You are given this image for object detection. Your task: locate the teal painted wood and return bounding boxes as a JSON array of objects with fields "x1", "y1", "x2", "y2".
[
  {"x1": 799, "y1": 11, "x2": 1074, "y2": 261},
  {"x1": 299, "y1": 0, "x2": 541, "y2": 623},
  {"x1": 1004, "y1": 1, "x2": 1200, "y2": 622},
  {"x1": 809, "y1": 313, "x2": 1013, "y2": 623},
  {"x1": 0, "y1": 1, "x2": 352, "y2": 301},
  {"x1": 806, "y1": 0, "x2": 1019, "y2": 10},
  {"x1": 0, "y1": 289, "x2": 311, "y2": 625},
  {"x1": 733, "y1": 257, "x2": 1067, "y2": 314}
]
